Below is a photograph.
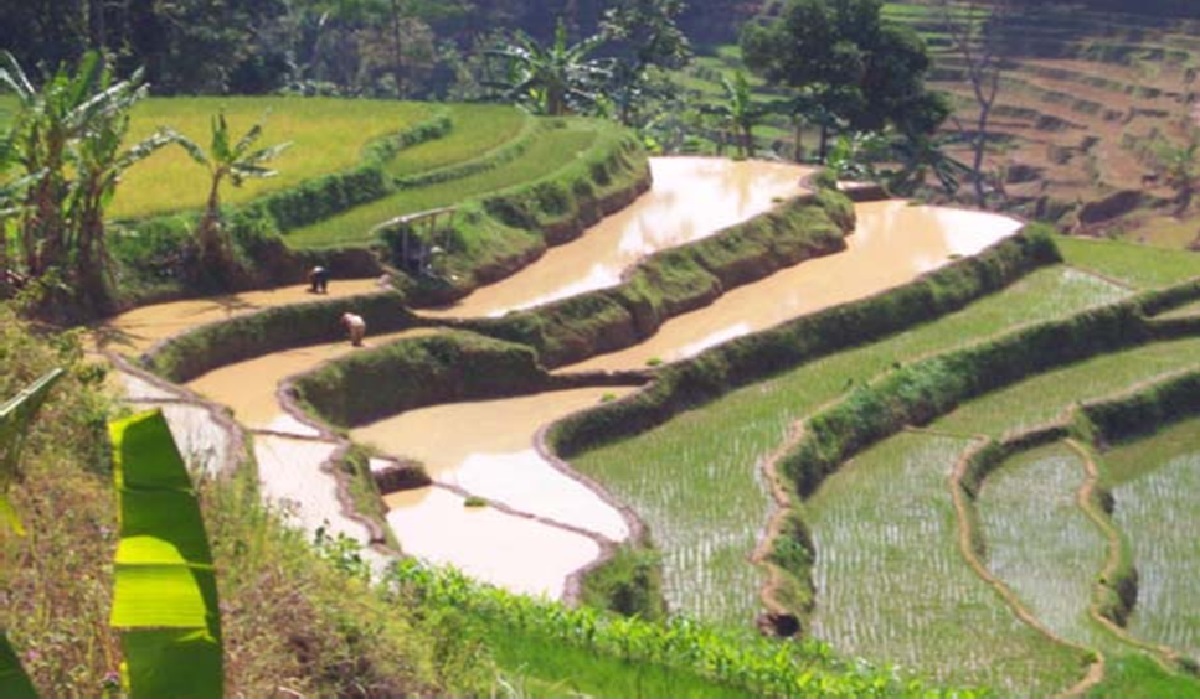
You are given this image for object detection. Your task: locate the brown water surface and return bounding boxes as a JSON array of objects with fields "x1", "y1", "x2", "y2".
[
  {"x1": 96, "y1": 278, "x2": 383, "y2": 354},
  {"x1": 566, "y1": 201, "x2": 1023, "y2": 372},
  {"x1": 186, "y1": 328, "x2": 439, "y2": 433},
  {"x1": 357, "y1": 387, "x2": 634, "y2": 540},
  {"x1": 423, "y1": 157, "x2": 813, "y2": 318},
  {"x1": 384, "y1": 486, "x2": 601, "y2": 598}
]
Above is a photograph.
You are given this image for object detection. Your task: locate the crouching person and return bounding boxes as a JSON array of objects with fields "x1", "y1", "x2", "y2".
[
  {"x1": 309, "y1": 265, "x2": 329, "y2": 293},
  {"x1": 341, "y1": 312, "x2": 366, "y2": 347}
]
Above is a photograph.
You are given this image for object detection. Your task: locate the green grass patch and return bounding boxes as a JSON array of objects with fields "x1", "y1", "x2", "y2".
[
  {"x1": 1056, "y1": 235, "x2": 1200, "y2": 290},
  {"x1": 1103, "y1": 418, "x2": 1200, "y2": 661},
  {"x1": 286, "y1": 120, "x2": 600, "y2": 248},
  {"x1": 977, "y1": 443, "x2": 1111, "y2": 648},
  {"x1": 384, "y1": 105, "x2": 527, "y2": 178},
  {"x1": 572, "y1": 265, "x2": 1129, "y2": 625},
  {"x1": 806, "y1": 433, "x2": 1085, "y2": 696},
  {"x1": 110, "y1": 96, "x2": 434, "y2": 219},
  {"x1": 1087, "y1": 653, "x2": 1200, "y2": 699},
  {"x1": 932, "y1": 336, "x2": 1200, "y2": 437}
]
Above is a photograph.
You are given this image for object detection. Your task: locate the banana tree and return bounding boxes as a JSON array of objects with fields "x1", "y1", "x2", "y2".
[
  {"x1": 703, "y1": 70, "x2": 767, "y2": 158},
  {"x1": 67, "y1": 73, "x2": 174, "y2": 315},
  {"x1": 0, "y1": 128, "x2": 42, "y2": 297},
  {"x1": 171, "y1": 111, "x2": 291, "y2": 291},
  {"x1": 484, "y1": 17, "x2": 612, "y2": 116}
]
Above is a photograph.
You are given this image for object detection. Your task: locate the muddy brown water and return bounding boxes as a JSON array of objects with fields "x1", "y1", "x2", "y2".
[
  {"x1": 96, "y1": 279, "x2": 383, "y2": 354},
  {"x1": 354, "y1": 387, "x2": 636, "y2": 541},
  {"x1": 566, "y1": 200, "x2": 1023, "y2": 372},
  {"x1": 384, "y1": 486, "x2": 601, "y2": 598},
  {"x1": 422, "y1": 157, "x2": 814, "y2": 318}
]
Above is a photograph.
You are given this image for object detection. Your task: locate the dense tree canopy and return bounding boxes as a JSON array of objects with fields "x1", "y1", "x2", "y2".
[{"x1": 740, "y1": 0, "x2": 948, "y2": 143}]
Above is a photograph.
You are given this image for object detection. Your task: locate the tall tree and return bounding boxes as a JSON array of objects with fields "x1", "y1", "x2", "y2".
[
  {"x1": 938, "y1": 0, "x2": 1010, "y2": 208},
  {"x1": 600, "y1": 0, "x2": 692, "y2": 125},
  {"x1": 741, "y1": 0, "x2": 945, "y2": 162},
  {"x1": 173, "y1": 111, "x2": 291, "y2": 291}
]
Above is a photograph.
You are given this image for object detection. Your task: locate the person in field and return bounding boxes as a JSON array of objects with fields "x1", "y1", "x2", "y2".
[
  {"x1": 341, "y1": 311, "x2": 366, "y2": 347},
  {"x1": 309, "y1": 265, "x2": 329, "y2": 293}
]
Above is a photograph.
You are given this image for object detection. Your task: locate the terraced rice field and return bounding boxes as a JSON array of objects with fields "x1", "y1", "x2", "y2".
[
  {"x1": 976, "y1": 443, "x2": 1111, "y2": 648},
  {"x1": 1056, "y1": 236, "x2": 1200, "y2": 290},
  {"x1": 286, "y1": 121, "x2": 601, "y2": 248},
  {"x1": 806, "y1": 433, "x2": 1083, "y2": 695},
  {"x1": 933, "y1": 337, "x2": 1200, "y2": 437},
  {"x1": 572, "y1": 265, "x2": 1129, "y2": 625},
  {"x1": 111, "y1": 97, "x2": 435, "y2": 219},
  {"x1": 384, "y1": 104, "x2": 528, "y2": 178},
  {"x1": 1102, "y1": 418, "x2": 1200, "y2": 662}
]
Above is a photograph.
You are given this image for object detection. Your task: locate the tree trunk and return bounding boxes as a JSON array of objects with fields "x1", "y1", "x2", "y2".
[
  {"x1": 793, "y1": 120, "x2": 804, "y2": 163},
  {"x1": 390, "y1": 0, "x2": 404, "y2": 97},
  {"x1": 818, "y1": 124, "x2": 829, "y2": 164},
  {"x1": 972, "y1": 104, "x2": 991, "y2": 208}
]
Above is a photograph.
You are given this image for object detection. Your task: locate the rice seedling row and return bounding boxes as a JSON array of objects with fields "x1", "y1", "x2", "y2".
[
  {"x1": 572, "y1": 266, "x2": 1129, "y2": 625},
  {"x1": 383, "y1": 104, "x2": 528, "y2": 178},
  {"x1": 1102, "y1": 418, "x2": 1200, "y2": 663},
  {"x1": 932, "y1": 337, "x2": 1200, "y2": 437},
  {"x1": 286, "y1": 121, "x2": 600, "y2": 248},
  {"x1": 112, "y1": 96, "x2": 434, "y2": 219},
  {"x1": 1054, "y1": 235, "x2": 1200, "y2": 290},
  {"x1": 806, "y1": 433, "x2": 1084, "y2": 696},
  {"x1": 976, "y1": 443, "x2": 1114, "y2": 650}
]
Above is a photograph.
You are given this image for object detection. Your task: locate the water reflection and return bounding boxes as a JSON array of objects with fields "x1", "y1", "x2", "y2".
[{"x1": 423, "y1": 157, "x2": 813, "y2": 317}]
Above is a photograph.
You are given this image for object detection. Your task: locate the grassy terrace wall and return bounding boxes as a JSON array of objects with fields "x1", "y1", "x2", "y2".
[
  {"x1": 453, "y1": 189, "x2": 854, "y2": 367},
  {"x1": 394, "y1": 122, "x2": 652, "y2": 306},
  {"x1": 290, "y1": 330, "x2": 641, "y2": 428},
  {"x1": 142, "y1": 292, "x2": 418, "y2": 384},
  {"x1": 549, "y1": 227, "x2": 1062, "y2": 458}
]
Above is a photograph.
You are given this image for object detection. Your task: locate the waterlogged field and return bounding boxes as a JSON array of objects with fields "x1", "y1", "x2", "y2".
[
  {"x1": 384, "y1": 104, "x2": 528, "y2": 178},
  {"x1": 933, "y1": 337, "x2": 1200, "y2": 436},
  {"x1": 1055, "y1": 235, "x2": 1200, "y2": 290},
  {"x1": 112, "y1": 96, "x2": 434, "y2": 219},
  {"x1": 287, "y1": 121, "x2": 600, "y2": 248},
  {"x1": 806, "y1": 433, "x2": 1084, "y2": 696},
  {"x1": 977, "y1": 443, "x2": 1111, "y2": 648},
  {"x1": 1103, "y1": 418, "x2": 1200, "y2": 662},
  {"x1": 572, "y1": 266, "x2": 1129, "y2": 624}
]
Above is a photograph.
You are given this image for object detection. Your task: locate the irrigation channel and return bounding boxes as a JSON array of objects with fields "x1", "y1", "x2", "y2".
[{"x1": 99, "y1": 156, "x2": 1022, "y2": 602}]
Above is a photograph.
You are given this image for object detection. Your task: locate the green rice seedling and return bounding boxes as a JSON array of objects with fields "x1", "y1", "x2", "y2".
[
  {"x1": 933, "y1": 337, "x2": 1200, "y2": 437},
  {"x1": 806, "y1": 433, "x2": 1083, "y2": 696},
  {"x1": 110, "y1": 97, "x2": 434, "y2": 219},
  {"x1": 1087, "y1": 653, "x2": 1200, "y2": 699},
  {"x1": 1103, "y1": 418, "x2": 1200, "y2": 662},
  {"x1": 384, "y1": 105, "x2": 527, "y2": 178},
  {"x1": 1055, "y1": 235, "x2": 1200, "y2": 290},
  {"x1": 573, "y1": 265, "x2": 1129, "y2": 625},
  {"x1": 977, "y1": 443, "x2": 1113, "y2": 649},
  {"x1": 286, "y1": 121, "x2": 600, "y2": 248}
]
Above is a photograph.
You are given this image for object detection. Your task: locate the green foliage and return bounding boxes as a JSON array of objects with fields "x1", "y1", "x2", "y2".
[
  {"x1": 109, "y1": 410, "x2": 222, "y2": 699},
  {"x1": 0, "y1": 370, "x2": 65, "y2": 535},
  {"x1": 484, "y1": 17, "x2": 613, "y2": 116},
  {"x1": 388, "y1": 559, "x2": 985, "y2": 699},
  {"x1": 580, "y1": 546, "x2": 667, "y2": 621}
]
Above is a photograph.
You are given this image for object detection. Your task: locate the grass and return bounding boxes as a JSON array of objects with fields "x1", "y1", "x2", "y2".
[
  {"x1": 1087, "y1": 654, "x2": 1200, "y2": 698},
  {"x1": 285, "y1": 120, "x2": 600, "y2": 249},
  {"x1": 384, "y1": 104, "x2": 528, "y2": 178},
  {"x1": 110, "y1": 96, "x2": 435, "y2": 219},
  {"x1": 932, "y1": 336, "x2": 1200, "y2": 437},
  {"x1": 976, "y1": 443, "x2": 1112, "y2": 649},
  {"x1": 805, "y1": 432, "x2": 1085, "y2": 696},
  {"x1": 572, "y1": 265, "x2": 1129, "y2": 625},
  {"x1": 489, "y1": 630, "x2": 752, "y2": 699},
  {"x1": 1056, "y1": 235, "x2": 1200, "y2": 290},
  {"x1": 1102, "y1": 418, "x2": 1200, "y2": 661}
]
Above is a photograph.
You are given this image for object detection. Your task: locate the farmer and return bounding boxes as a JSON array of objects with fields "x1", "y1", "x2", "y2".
[
  {"x1": 341, "y1": 311, "x2": 366, "y2": 347},
  {"x1": 309, "y1": 265, "x2": 329, "y2": 294}
]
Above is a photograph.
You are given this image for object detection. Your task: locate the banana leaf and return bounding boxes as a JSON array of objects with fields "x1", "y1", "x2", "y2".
[
  {"x1": 0, "y1": 369, "x2": 65, "y2": 535},
  {"x1": 108, "y1": 410, "x2": 223, "y2": 699},
  {"x1": 0, "y1": 630, "x2": 37, "y2": 699}
]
